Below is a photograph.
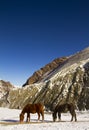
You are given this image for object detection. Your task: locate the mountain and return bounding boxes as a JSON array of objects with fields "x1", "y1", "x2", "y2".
[
  {"x1": 0, "y1": 47, "x2": 89, "y2": 111},
  {"x1": 22, "y1": 57, "x2": 68, "y2": 86},
  {"x1": 0, "y1": 80, "x2": 14, "y2": 107}
]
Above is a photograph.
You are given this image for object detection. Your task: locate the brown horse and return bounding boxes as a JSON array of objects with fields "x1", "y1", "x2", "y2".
[
  {"x1": 19, "y1": 103, "x2": 44, "y2": 123},
  {"x1": 52, "y1": 103, "x2": 77, "y2": 122}
]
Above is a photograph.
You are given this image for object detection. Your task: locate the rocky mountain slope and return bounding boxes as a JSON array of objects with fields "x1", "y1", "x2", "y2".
[
  {"x1": 23, "y1": 57, "x2": 68, "y2": 86},
  {"x1": 0, "y1": 80, "x2": 14, "y2": 107},
  {"x1": 0, "y1": 47, "x2": 89, "y2": 111}
]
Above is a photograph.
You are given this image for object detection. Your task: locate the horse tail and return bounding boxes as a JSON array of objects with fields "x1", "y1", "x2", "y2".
[
  {"x1": 40, "y1": 104, "x2": 45, "y2": 111},
  {"x1": 43, "y1": 105, "x2": 45, "y2": 111}
]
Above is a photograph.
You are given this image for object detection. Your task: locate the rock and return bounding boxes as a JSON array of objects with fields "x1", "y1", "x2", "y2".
[{"x1": 22, "y1": 57, "x2": 68, "y2": 86}]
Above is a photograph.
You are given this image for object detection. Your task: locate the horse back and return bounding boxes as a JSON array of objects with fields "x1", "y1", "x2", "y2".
[
  {"x1": 56, "y1": 103, "x2": 75, "y2": 113},
  {"x1": 35, "y1": 103, "x2": 44, "y2": 112},
  {"x1": 22, "y1": 103, "x2": 44, "y2": 114},
  {"x1": 67, "y1": 103, "x2": 76, "y2": 112}
]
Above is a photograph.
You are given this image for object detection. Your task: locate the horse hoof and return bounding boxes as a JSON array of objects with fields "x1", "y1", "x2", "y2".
[{"x1": 20, "y1": 121, "x2": 23, "y2": 124}]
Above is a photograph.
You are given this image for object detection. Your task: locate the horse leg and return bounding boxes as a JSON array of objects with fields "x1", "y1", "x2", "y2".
[
  {"x1": 26, "y1": 113, "x2": 30, "y2": 122},
  {"x1": 70, "y1": 112, "x2": 75, "y2": 121},
  {"x1": 74, "y1": 111, "x2": 77, "y2": 121},
  {"x1": 53, "y1": 111, "x2": 57, "y2": 122},
  {"x1": 70, "y1": 111, "x2": 77, "y2": 122},
  {"x1": 37, "y1": 112, "x2": 40, "y2": 121},
  {"x1": 58, "y1": 112, "x2": 61, "y2": 121},
  {"x1": 40, "y1": 111, "x2": 44, "y2": 122},
  {"x1": 70, "y1": 113, "x2": 73, "y2": 121}
]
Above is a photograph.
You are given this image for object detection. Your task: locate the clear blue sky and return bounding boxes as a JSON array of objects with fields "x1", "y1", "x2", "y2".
[{"x1": 0, "y1": 0, "x2": 89, "y2": 86}]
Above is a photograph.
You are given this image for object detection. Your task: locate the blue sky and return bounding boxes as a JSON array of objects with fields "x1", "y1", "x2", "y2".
[{"x1": 0, "y1": 0, "x2": 89, "y2": 86}]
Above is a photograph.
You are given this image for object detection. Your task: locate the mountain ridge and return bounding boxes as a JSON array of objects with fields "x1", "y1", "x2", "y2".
[
  {"x1": 0, "y1": 46, "x2": 89, "y2": 110},
  {"x1": 22, "y1": 57, "x2": 68, "y2": 86}
]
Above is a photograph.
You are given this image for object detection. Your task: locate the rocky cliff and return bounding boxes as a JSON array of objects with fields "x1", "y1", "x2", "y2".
[
  {"x1": 22, "y1": 57, "x2": 68, "y2": 86},
  {"x1": 0, "y1": 80, "x2": 14, "y2": 107},
  {"x1": 0, "y1": 47, "x2": 89, "y2": 111}
]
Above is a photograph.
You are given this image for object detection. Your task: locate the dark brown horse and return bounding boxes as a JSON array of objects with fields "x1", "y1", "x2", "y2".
[
  {"x1": 19, "y1": 103, "x2": 44, "y2": 123},
  {"x1": 52, "y1": 103, "x2": 77, "y2": 122}
]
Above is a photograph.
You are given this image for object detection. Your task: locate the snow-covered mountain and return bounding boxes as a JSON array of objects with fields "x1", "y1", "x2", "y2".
[
  {"x1": 0, "y1": 47, "x2": 89, "y2": 110},
  {"x1": 0, "y1": 80, "x2": 14, "y2": 107},
  {"x1": 22, "y1": 57, "x2": 68, "y2": 86}
]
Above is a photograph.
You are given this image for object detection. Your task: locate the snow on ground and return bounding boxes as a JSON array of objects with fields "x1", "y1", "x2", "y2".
[{"x1": 0, "y1": 107, "x2": 89, "y2": 130}]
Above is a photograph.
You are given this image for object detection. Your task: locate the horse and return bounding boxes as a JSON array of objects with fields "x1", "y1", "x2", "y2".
[
  {"x1": 52, "y1": 103, "x2": 77, "y2": 122},
  {"x1": 19, "y1": 103, "x2": 44, "y2": 123}
]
